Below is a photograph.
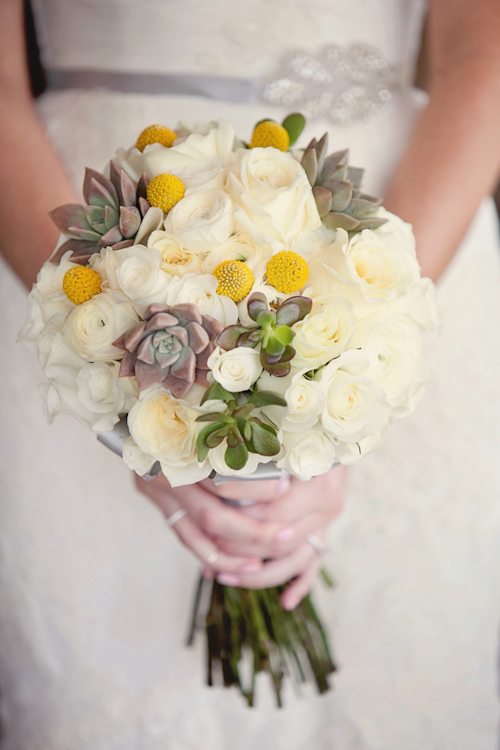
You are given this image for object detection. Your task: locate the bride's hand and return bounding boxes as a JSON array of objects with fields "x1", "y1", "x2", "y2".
[
  {"x1": 204, "y1": 466, "x2": 347, "y2": 609},
  {"x1": 134, "y1": 472, "x2": 295, "y2": 575}
]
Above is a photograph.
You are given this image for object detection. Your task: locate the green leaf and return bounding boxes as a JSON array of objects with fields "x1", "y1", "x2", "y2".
[
  {"x1": 247, "y1": 292, "x2": 268, "y2": 322},
  {"x1": 205, "y1": 431, "x2": 227, "y2": 448},
  {"x1": 232, "y1": 403, "x2": 256, "y2": 420},
  {"x1": 266, "y1": 336, "x2": 286, "y2": 357},
  {"x1": 196, "y1": 422, "x2": 226, "y2": 462},
  {"x1": 200, "y1": 381, "x2": 237, "y2": 406},
  {"x1": 281, "y1": 296, "x2": 312, "y2": 321},
  {"x1": 281, "y1": 113, "x2": 306, "y2": 147},
  {"x1": 217, "y1": 325, "x2": 249, "y2": 351},
  {"x1": 243, "y1": 420, "x2": 253, "y2": 441},
  {"x1": 248, "y1": 390, "x2": 287, "y2": 408},
  {"x1": 256, "y1": 310, "x2": 275, "y2": 328},
  {"x1": 273, "y1": 325, "x2": 294, "y2": 345},
  {"x1": 275, "y1": 303, "x2": 299, "y2": 327},
  {"x1": 195, "y1": 412, "x2": 230, "y2": 423},
  {"x1": 262, "y1": 359, "x2": 292, "y2": 377},
  {"x1": 280, "y1": 344, "x2": 296, "y2": 363},
  {"x1": 225, "y1": 442, "x2": 249, "y2": 470},
  {"x1": 251, "y1": 422, "x2": 281, "y2": 456}
]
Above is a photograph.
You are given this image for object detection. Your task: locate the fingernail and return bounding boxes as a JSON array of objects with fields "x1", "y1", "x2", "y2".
[
  {"x1": 238, "y1": 562, "x2": 262, "y2": 573},
  {"x1": 275, "y1": 526, "x2": 295, "y2": 543},
  {"x1": 217, "y1": 573, "x2": 239, "y2": 586},
  {"x1": 276, "y1": 474, "x2": 291, "y2": 495}
]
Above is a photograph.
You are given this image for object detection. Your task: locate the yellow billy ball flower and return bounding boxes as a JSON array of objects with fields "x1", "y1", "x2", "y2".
[
  {"x1": 146, "y1": 174, "x2": 185, "y2": 213},
  {"x1": 63, "y1": 266, "x2": 102, "y2": 305},
  {"x1": 135, "y1": 124, "x2": 177, "y2": 152},
  {"x1": 250, "y1": 121, "x2": 290, "y2": 151},
  {"x1": 213, "y1": 260, "x2": 254, "y2": 303},
  {"x1": 266, "y1": 251, "x2": 309, "y2": 294}
]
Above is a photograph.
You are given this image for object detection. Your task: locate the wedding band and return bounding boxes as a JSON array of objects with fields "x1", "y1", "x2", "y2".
[
  {"x1": 165, "y1": 508, "x2": 187, "y2": 527},
  {"x1": 306, "y1": 534, "x2": 328, "y2": 557},
  {"x1": 205, "y1": 550, "x2": 219, "y2": 566}
]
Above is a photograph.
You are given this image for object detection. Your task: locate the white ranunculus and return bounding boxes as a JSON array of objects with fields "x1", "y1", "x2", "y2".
[
  {"x1": 209, "y1": 442, "x2": 273, "y2": 477},
  {"x1": 147, "y1": 230, "x2": 202, "y2": 277},
  {"x1": 207, "y1": 346, "x2": 262, "y2": 392},
  {"x1": 63, "y1": 291, "x2": 139, "y2": 362},
  {"x1": 76, "y1": 361, "x2": 137, "y2": 433},
  {"x1": 165, "y1": 273, "x2": 238, "y2": 326},
  {"x1": 276, "y1": 428, "x2": 338, "y2": 481},
  {"x1": 122, "y1": 437, "x2": 156, "y2": 476},
  {"x1": 228, "y1": 147, "x2": 321, "y2": 251},
  {"x1": 113, "y1": 244, "x2": 172, "y2": 315},
  {"x1": 127, "y1": 388, "x2": 211, "y2": 487},
  {"x1": 164, "y1": 189, "x2": 235, "y2": 254},
  {"x1": 201, "y1": 233, "x2": 271, "y2": 276},
  {"x1": 351, "y1": 311, "x2": 425, "y2": 414},
  {"x1": 89, "y1": 246, "x2": 122, "y2": 289},
  {"x1": 281, "y1": 371, "x2": 325, "y2": 432},
  {"x1": 293, "y1": 294, "x2": 356, "y2": 368},
  {"x1": 342, "y1": 228, "x2": 421, "y2": 302},
  {"x1": 319, "y1": 349, "x2": 390, "y2": 442}
]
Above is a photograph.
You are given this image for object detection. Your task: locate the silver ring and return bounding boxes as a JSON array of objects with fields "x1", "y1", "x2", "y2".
[
  {"x1": 166, "y1": 508, "x2": 187, "y2": 527},
  {"x1": 205, "y1": 550, "x2": 219, "y2": 566},
  {"x1": 306, "y1": 534, "x2": 328, "y2": 557}
]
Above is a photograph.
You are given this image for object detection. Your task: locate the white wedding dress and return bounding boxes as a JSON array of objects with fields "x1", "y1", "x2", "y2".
[{"x1": 2, "y1": 0, "x2": 500, "y2": 747}]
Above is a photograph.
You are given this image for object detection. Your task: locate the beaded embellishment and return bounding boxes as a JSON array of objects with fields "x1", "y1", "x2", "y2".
[{"x1": 261, "y1": 43, "x2": 401, "y2": 126}]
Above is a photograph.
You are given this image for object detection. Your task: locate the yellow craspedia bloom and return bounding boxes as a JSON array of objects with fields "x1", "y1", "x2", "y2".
[
  {"x1": 135, "y1": 124, "x2": 177, "y2": 152},
  {"x1": 63, "y1": 266, "x2": 102, "y2": 305},
  {"x1": 250, "y1": 121, "x2": 290, "y2": 151},
  {"x1": 266, "y1": 251, "x2": 309, "y2": 294},
  {"x1": 213, "y1": 260, "x2": 254, "y2": 303},
  {"x1": 146, "y1": 174, "x2": 185, "y2": 213}
]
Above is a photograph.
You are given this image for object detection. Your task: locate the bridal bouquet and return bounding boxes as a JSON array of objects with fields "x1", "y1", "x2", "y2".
[{"x1": 20, "y1": 114, "x2": 438, "y2": 705}]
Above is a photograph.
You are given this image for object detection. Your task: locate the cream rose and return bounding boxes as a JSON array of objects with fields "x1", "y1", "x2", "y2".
[
  {"x1": 207, "y1": 346, "x2": 262, "y2": 392},
  {"x1": 164, "y1": 189, "x2": 235, "y2": 253},
  {"x1": 77, "y1": 361, "x2": 137, "y2": 433},
  {"x1": 147, "y1": 230, "x2": 201, "y2": 277},
  {"x1": 351, "y1": 311, "x2": 424, "y2": 414},
  {"x1": 319, "y1": 349, "x2": 390, "y2": 442},
  {"x1": 282, "y1": 372, "x2": 325, "y2": 432},
  {"x1": 293, "y1": 294, "x2": 356, "y2": 368},
  {"x1": 165, "y1": 273, "x2": 238, "y2": 326},
  {"x1": 276, "y1": 428, "x2": 338, "y2": 481},
  {"x1": 228, "y1": 147, "x2": 321, "y2": 251},
  {"x1": 128, "y1": 388, "x2": 211, "y2": 487},
  {"x1": 63, "y1": 291, "x2": 138, "y2": 362},
  {"x1": 201, "y1": 233, "x2": 271, "y2": 276}
]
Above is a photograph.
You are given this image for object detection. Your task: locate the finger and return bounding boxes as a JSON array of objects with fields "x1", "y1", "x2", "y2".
[
  {"x1": 217, "y1": 543, "x2": 317, "y2": 589},
  {"x1": 199, "y1": 473, "x2": 291, "y2": 503},
  {"x1": 214, "y1": 511, "x2": 325, "y2": 560},
  {"x1": 172, "y1": 515, "x2": 264, "y2": 574},
  {"x1": 280, "y1": 557, "x2": 322, "y2": 611}
]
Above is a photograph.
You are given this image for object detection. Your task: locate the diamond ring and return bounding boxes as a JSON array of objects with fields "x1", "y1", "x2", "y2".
[
  {"x1": 165, "y1": 508, "x2": 188, "y2": 527},
  {"x1": 306, "y1": 534, "x2": 328, "y2": 557}
]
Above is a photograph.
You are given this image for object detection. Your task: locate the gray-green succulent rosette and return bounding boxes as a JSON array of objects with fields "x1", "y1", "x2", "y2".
[{"x1": 20, "y1": 115, "x2": 438, "y2": 487}]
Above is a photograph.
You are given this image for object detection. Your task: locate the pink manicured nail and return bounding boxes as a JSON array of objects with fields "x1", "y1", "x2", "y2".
[
  {"x1": 275, "y1": 526, "x2": 295, "y2": 543},
  {"x1": 276, "y1": 474, "x2": 291, "y2": 495},
  {"x1": 238, "y1": 562, "x2": 262, "y2": 573},
  {"x1": 217, "y1": 573, "x2": 239, "y2": 586}
]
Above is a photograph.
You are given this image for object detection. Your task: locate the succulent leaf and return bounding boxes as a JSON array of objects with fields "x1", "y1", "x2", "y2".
[
  {"x1": 322, "y1": 212, "x2": 360, "y2": 231},
  {"x1": 217, "y1": 325, "x2": 249, "y2": 351},
  {"x1": 119, "y1": 206, "x2": 141, "y2": 238},
  {"x1": 200, "y1": 381, "x2": 237, "y2": 407},
  {"x1": 273, "y1": 325, "x2": 294, "y2": 345},
  {"x1": 281, "y1": 113, "x2": 306, "y2": 147},
  {"x1": 301, "y1": 146, "x2": 318, "y2": 186},
  {"x1": 98, "y1": 225, "x2": 123, "y2": 247},
  {"x1": 357, "y1": 217, "x2": 389, "y2": 230},
  {"x1": 250, "y1": 422, "x2": 281, "y2": 456},
  {"x1": 225, "y1": 442, "x2": 248, "y2": 471},
  {"x1": 248, "y1": 391, "x2": 287, "y2": 408},
  {"x1": 266, "y1": 337, "x2": 286, "y2": 357},
  {"x1": 324, "y1": 180, "x2": 353, "y2": 211},
  {"x1": 49, "y1": 204, "x2": 91, "y2": 235},
  {"x1": 83, "y1": 168, "x2": 119, "y2": 207},
  {"x1": 247, "y1": 293, "x2": 268, "y2": 322},
  {"x1": 281, "y1": 296, "x2": 312, "y2": 321},
  {"x1": 312, "y1": 186, "x2": 333, "y2": 217}
]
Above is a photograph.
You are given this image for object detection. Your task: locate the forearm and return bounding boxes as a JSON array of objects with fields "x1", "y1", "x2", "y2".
[{"x1": 0, "y1": 0, "x2": 78, "y2": 289}]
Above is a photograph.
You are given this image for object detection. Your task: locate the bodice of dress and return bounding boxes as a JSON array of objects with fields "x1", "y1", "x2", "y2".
[{"x1": 32, "y1": 0, "x2": 426, "y2": 87}]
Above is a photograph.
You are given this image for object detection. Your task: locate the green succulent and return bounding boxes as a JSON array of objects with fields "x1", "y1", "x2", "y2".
[
  {"x1": 216, "y1": 292, "x2": 312, "y2": 377},
  {"x1": 49, "y1": 161, "x2": 150, "y2": 265},
  {"x1": 301, "y1": 134, "x2": 388, "y2": 232},
  {"x1": 196, "y1": 383, "x2": 287, "y2": 470}
]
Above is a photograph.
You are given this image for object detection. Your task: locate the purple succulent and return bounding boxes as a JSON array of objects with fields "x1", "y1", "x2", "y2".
[{"x1": 114, "y1": 303, "x2": 223, "y2": 399}]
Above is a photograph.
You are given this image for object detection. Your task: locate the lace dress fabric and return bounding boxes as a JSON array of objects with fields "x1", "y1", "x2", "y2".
[{"x1": 2, "y1": 1, "x2": 500, "y2": 747}]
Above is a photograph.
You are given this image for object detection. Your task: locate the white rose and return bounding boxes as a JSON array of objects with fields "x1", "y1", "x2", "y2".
[
  {"x1": 201, "y1": 233, "x2": 271, "y2": 276},
  {"x1": 111, "y1": 244, "x2": 171, "y2": 315},
  {"x1": 228, "y1": 147, "x2": 321, "y2": 251},
  {"x1": 351, "y1": 311, "x2": 425, "y2": 414},
  {"x1": 376, "y1": 207, "x2": 416, "y2": 247},
  {"x1": 342, "y1": 228, "x2": 421, "y2": 302},
  {"x1": 319, "y1": 349, "x2": 390, "y2": 442},
  {"x1": 293, "y1": 294, "x2": 356, "y2": 368},
  {"x1": 207, "y1": 346, "x2": 262, "y2": 392},
  {"x1": 165, "y1": 273, "x2": 237, "y2": 326},
  {"x1": 281, "y1": 371, "x2": 325, "y2": 432},
  {"x1": 122, "y1": 437, "x2": 156, "y2": 476},
  {"x1": 77, "y1": 361, "x2": 137, "y2": 433},
  {"x1": 63, "y1": 291, "x2": 139, "y2": 362},
  {"x1": 127, "y1": 387, "x2": 211, "y2": 487},
  {"x1": 391, "y1": 276, "x2": 441, "y2": 330},
  {"x1": 164, "y1": 189, "x2": 235, "y2": 254},
  {"x1": 276, "y1": 428, "x2": 337, "y2": 481},
  {"x1": 209, "y1": 442, "x2": 273, "y2": 477},
  {"x1": 335, "y1": 431, "x2": 384, "y2": 465},
  {"x1": 147, "y1": 230, "x2": 202, "y2": 276}
]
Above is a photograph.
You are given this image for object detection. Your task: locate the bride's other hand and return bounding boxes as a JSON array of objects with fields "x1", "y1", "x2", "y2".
[{"x1": 134, "y1": 472, "x2": 294, "y2": 575}]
